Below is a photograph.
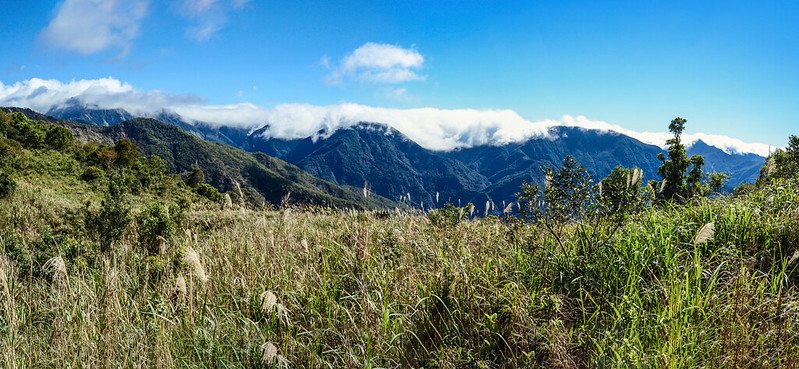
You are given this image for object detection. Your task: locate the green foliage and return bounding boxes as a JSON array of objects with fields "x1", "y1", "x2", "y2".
[
  {"x1": 2, "y1": 230, "x2": 95, "y2": 279},
  {"x1": 0, "y1": 171, "x2": 15, "y2": 199},
  {"x1": 708, "y1": 172, "x2": 729, "y2": 194},
  {"x1": 79, "y1": 142, "x2": 117, "y2": 169},
  {"x1": 656, "y1": 117, "x2": 690, "y2": 201},
  {"x1": 0, "y1": 112, "x2": 73, "y2": 151},
  {"x1": 686, "y1": 154, "x2": 707, "y2": 197},
  {"x1": 195, "y1": 182, "x2": 224, "y2": 203},
  {"x1": 44, "y1": 125, "x2": 73, "y2": 151},
  {"x1": 517, "y1": 158, "x2": 651, "y2": 254},
  {"x1": 6, "y1": 112, "x2": 45, "y2": 148},
  {"x1": 0, "y1": 108, "x2": 10, "y2": 126},
  {"x1": 733, "y1": 182, "x2": 756, "y2": 197},
  {"x1": 656, "y1": 117, "x2": 711, "y2": 202},
  {"x1": 187, "y1": 167, "x2": 205, "y2": 188},
  {"x1": 85, "y1": 174, "x2": 132, "y2": 252},
  {"x1": 114, "y1": 139, "x2": 141, "y2": 168},
  {"x1": 427, "y1": 202, "x2": 471, "y2": 227},
  {"x1": 762, "y1": 135, "x2": 799, "y2": 183},
  {"x1": 515, "y1": 181, "x2": 541, "y2": 223},
  {"x1": 541, "y1": 155, "x2": 595, "y2": 225},
  {"x1": 548, "y1": 156, "x2": 595, "y2": 222},
  {"x1": 80, "y1": 166, "x2": 104, "y2": 182},
  {"x1": 136, "y1": 202, "x2": 179, "y2": 256},
  {"x1": 0, "y1": 137, "x2": 22, "y2": 167},
  {"x1": 596, "y1": 166, "x2": 650, "y2": 220}
]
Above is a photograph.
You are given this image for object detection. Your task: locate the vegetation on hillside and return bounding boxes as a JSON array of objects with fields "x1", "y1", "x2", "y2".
[{"x1": 1, "y1": 113, "x2": 799, "y2": 367}]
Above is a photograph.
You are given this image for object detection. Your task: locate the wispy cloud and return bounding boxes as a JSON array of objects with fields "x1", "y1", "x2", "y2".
[
  {"x1": 39, "y1": 0, "x2": 149, "y2": 56},
  {"x1": 175, "y1": 0, "x2": 247, "y2": 42},
  {"x1": 325, "y1": 43, "x2": 426, "y2": 85},
  {"x1": 0, "y1": 77, "x2": 775, "y2": 156}
]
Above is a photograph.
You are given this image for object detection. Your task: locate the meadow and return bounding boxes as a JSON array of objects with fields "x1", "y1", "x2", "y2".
[{"x1": 2, "y1": 170, "x2": 799, "y2": 367}]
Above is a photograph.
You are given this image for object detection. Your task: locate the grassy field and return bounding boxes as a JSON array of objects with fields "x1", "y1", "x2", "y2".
[
  {"x1": 2, "y1": 158, "x2": 799, "y2": 368},
  {"x1": 2, "y1": 111, "x2": 799, "y2": 367}
]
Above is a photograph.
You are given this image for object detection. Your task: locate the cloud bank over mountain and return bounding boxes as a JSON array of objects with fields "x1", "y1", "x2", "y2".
[{"x1": 0, "y1": 77, "x2": 774, "y2": 156}]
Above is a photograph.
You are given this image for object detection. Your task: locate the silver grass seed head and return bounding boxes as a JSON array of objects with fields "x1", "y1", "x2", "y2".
[{"x1": 693, "y1": 222, "x2": 715, "y2": 246}]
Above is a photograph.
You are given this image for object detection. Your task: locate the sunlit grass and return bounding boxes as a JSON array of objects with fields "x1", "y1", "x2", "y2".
[{"x1": 2, "y1": 169, "x2": 799, "y2": 367}]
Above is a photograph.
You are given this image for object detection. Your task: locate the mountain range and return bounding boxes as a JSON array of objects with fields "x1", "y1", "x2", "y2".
[
  {"x1": 35, "y1": 100, "x2": 766, "y2": 208},
  {"x1": 4, "y1": 107, "x2": 392, "y2": 210}
]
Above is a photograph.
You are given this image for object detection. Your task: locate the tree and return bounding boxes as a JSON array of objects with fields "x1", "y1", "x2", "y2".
[
  {"x1": 766, "y1": 135, "x2": 799, "y2": 180},
  {"x1": 114, "y1": 139, "x2": 141, "y2": 168},
  {"x1": 144, "y1": 155, "x2": 168, "y2": 186},
  {"x1": 85, "y1": 174, "x2": 131, "y2": 253},
  {"x1": 686, "y1": 155, "x2": 707, "y2": 197},
  {"x1": 45, "y1": 126, "x2": 74, "y2": 151},
  {"x1": 656, "y1": 117, "x2": 707, "y2": 203},
  {"x1": 187, "y1": 167, "x2": 205, "y2": 188},
  {"x1": 0, "y1": 109, "x2": 11, "y2": 128},
  {"x1": 708, "y1": 172, "x2": 729, "y2": 194},
  {"x1": 195, "y1": 183, "x2": 224, "y2": 203},
  {"x1": 13, "y1": 117, "x2": 45, "y2": 148}
]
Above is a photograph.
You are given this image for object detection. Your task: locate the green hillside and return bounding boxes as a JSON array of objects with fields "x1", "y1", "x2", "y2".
[
  {"x1": 101, "y1": 118, "x2": 392, "y2": 209},
  {"x1": 2, "y1": 108, "x2": 392, "y2": 210}
]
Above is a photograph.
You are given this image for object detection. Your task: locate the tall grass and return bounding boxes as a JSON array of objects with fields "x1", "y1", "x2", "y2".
[{"x1": 1, "y1": 177, "x2": 799, "y2": 367}]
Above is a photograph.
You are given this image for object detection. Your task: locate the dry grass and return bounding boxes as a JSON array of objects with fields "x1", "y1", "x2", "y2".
[{"x1": 2, "y1": 179, "x2": 799, "y2": 368}]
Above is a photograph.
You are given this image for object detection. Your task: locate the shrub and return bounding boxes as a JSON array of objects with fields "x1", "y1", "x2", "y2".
[
  {"x1": 196, "y1": 182, "x2": 224, "y2": 203},
  {"x1": 81, "y1": 166, "x2": 105, "y2": 182},
  {"x1": 85, "y1": 174, "x2": 131, "y2": 252},
  {"x1": 14, "y1": 118, "x2": 45, "y2": 148},
  {"x1": 136, "y1": 203, "x2": 177, "y2": 256},
  {"x1": 187, "y1": 167, "x2": 205, "y2": 188},
  {"x1": 3, "y1": 230, "x2": 95, "y2": 279},
  {"x1": 708, "y1": 172, "x2": 729, "y2": 194},
  {"x1": 45, "y1": 126, "x2": 74, "y2": 151},
  {"x1": 0, "y1": 137, "x2": 22, "y2": 168},
  {"x1": 114, "y1": 139, "x2": 141, "y2": 168},
  {"x1": 0, "y1": 171, "x2": 15, "y2": 199},
  {"x1": 596, "y1": 166, "x2": 649, "y2": 219},
  {"x1": 428, "y1": 202, "x2": 470, "y2": 227}
]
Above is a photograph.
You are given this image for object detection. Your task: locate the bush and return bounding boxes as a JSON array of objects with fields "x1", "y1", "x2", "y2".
[
  {"x1": 114, "y1": 139, "x2": 141, "y2": 168},
  {"x1": 428, "y1": 202, "x2": 471, "y2": 227},
  {"x1": 196, "y1": 182, "x2": 224, "y2": 203},
  {"x1": 81, "y1": 166, "x2": 105, "y2": 182},
  {"x1": 3, "y1": 230, "x2": 95, "y2": 279},
  {"x1": 45, "y1": 126, "x2": 74, "y2": 151},
  {"x1": 596, "y1": 166, "x2": 650, "y2": 219},
  {"x1": 136, "y1": 203, "x2": 178, "y2": 256},
  {"x1": 0, "y1": 138, "x2": 22, "y2": 169},
  {"x1": 187, "y1": 167, "x2": 205, "y2": 188},
  {"x1": 0, "y1": 171, "x2": 15, "y2": 199},
  {"x1": 85, "y1": 174, "x2": 131, "y2": 252}
]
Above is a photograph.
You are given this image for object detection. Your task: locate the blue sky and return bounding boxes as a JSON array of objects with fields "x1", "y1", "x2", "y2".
[{"x1": 0, "y1": 0, "x2": 797, "y2": 153}]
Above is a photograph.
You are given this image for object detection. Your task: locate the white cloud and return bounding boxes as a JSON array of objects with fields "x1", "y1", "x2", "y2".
[
  {"x1": 175, "y1": 0, "x2": 246, "y2": 42},
  {"x1": 326, "y1": 43, "x2": 426, "y2": 84},
  {"x1": 40, "y1": 0, "x2": 149, "y2": 55},
  {"x1": 559, "y1": 115, "x2": 774, "y2": 157},
  {"x1": 0, "y1": 77, "x2": 201, "y2": 116},
  {"x1": 0, "y1": 77, "x2": 774, "y2": 156}
]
